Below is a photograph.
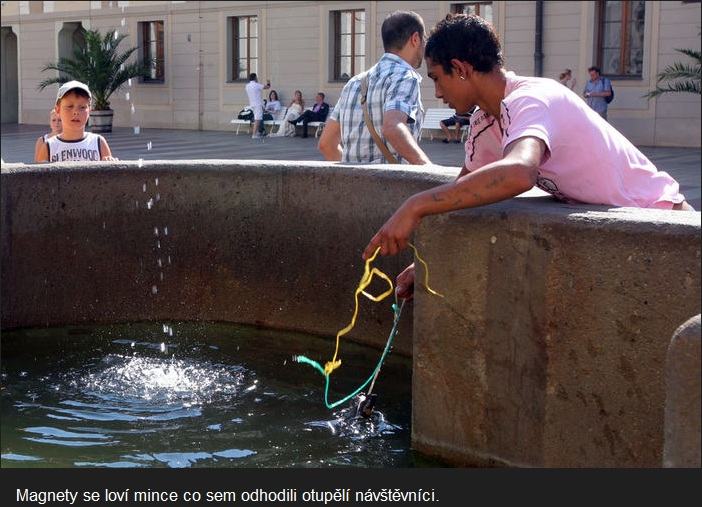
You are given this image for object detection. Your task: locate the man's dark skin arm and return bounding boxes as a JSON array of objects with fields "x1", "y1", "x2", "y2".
[{"x1": 364, "y1": 136, "x2": 547, "y2": 260}]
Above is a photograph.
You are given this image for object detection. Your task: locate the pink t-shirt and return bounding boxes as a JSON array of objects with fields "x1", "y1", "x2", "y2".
[{"x1": 464, "y1": 72, "x2": 684, "y2": 208}]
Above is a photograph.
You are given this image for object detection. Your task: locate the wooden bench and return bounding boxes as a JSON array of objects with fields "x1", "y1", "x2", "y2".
[{"x1": 422, "y1": 107, "x2": 470, "y2": 142}]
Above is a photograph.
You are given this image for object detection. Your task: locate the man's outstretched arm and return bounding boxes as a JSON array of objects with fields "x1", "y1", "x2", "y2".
[{"x1": 363, "y1": 136, "x2": 547, "y2": 259}]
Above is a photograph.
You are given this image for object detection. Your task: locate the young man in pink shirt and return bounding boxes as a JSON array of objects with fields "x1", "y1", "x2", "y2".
[{"x1": 363, "y1": 14, "x2": 694, "y2": 299}]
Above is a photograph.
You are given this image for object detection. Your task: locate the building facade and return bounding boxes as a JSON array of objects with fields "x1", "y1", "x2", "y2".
[{"x1": 1, "y1": 0, "x2": 700, "y2": 147}]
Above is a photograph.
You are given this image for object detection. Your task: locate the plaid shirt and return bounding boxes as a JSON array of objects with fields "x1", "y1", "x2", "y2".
[{"x1": 328, "y1": 53, "x2": 424, "y2": 164}]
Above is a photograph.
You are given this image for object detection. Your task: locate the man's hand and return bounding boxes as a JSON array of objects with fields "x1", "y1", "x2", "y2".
[
  {"x1": 396, "y1": 263, "x2": 416, "y2": 300},
  {"x1": 362, "y1": 199, "x2": 420, "y2": 259}
]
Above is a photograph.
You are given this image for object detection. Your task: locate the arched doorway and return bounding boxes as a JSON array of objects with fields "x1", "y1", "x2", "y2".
[
  {"x1": 58, "y1": 22, "x2": 86, "y2": 79},
  {"x1": 1, "y1": 27, "x2": 19, "y2": 124}
]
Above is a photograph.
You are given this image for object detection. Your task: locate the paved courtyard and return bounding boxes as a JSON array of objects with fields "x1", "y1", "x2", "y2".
[{"x1": 2, "y1": 122, "x2": 700, "y2": 209}]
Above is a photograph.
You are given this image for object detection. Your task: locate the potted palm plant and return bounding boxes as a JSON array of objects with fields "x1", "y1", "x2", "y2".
[
  {"x1": 646, "y1": 48, "x2": 701, "y2": 99},
  {"x1": 38, "y1": 28, "x2": 152, "y2": 133}
]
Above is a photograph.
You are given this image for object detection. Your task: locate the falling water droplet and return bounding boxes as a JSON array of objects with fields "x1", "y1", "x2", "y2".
[
  {"x1": 114, "y1": 31, "x2": 119, "y2": 40},
  {"x1": 102, "y1": 221, "x2": 106, "y2": 230},
  {"x1": 130, "y1": 104, "x2": 135, "y2": 114},
  {"x1": 168, "y1": 328, "x2": 173, "y2": 337},
  {"x1": 160, "y1": 272, "x2": 164, "y2": 281},
  {"x1": 160, "y1": 342, "x2": 166, "y2": 352},
  {"x1": 164, "y1": 226, "x2": 169, "y2": 236},
  {"x1": 151, "y1": 285, "x2": 158, "y2": 295},
  {"x1": 155, "y1": 193, "x2": 160, "y2": 201},
  {"x1": 130, "y1": 341, "x2": 135, "y2": 348},
  {"x1": 121, "y1": 17, "x2": 126, "y2": 26},
  {"x1": 143, "y1": 183, "x2": 147, "y2": 192},
  {"x1": 120, "y1": 64, "x2": 125, "y2": 71},
  {"x1": 128, "y1": 78, "x2": 132, "y2": 87},
  {"x1": 154, "y1": 227, "x2": 159, "y2": 237},
  {"x1": 157, "y1": 240, "x2": 161, "y2": 249},
  {"x1": 157, "y1": 258, "x2": 162, "y2": 268},
  {"x1": 162, "y1": 324, "x2": 168, "y2": 333},
  {"x1": 146, "y1": 198, "x2": 154, "y2": 210},
  {"x1": 134, "y1": 126, "x2": 140, "y2": 135},
  {"x1": 147, "y1": 141, "x2": 152, "y2": 151},
  {"x1": 155, "y1": 177, "x2": 159, "y2": 186},
  {"x1": 167, "y1": 255, "x2": 171, "y2": 264},
  {"x1": 283, "y1": 359, "x2": 287, "y2": 366},
  {"x1": 125, "y1": 92, "x2": 130, "y2": 101},
  {"x1": 135, "y1": 200, "x2": 139, "y2": 209}
]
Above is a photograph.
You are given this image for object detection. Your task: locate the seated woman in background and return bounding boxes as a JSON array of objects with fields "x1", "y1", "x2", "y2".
[
  {"x1": 33, "y1": 109, "x2": 62, "y2": 162},
  {"x1": 265, "y1": 90, "x2": 283, "y2": 119},
  {"x1": 274, "y1": 90, "x2": 305, "y2": 137}
]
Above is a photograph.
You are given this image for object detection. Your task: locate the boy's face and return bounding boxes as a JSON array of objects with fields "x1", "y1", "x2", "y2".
[{"x1": 55, "y1": 91, "x2": 91, "y2": 132}]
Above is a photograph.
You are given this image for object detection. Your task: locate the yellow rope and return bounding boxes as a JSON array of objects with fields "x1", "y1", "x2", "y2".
[
  {"x1": 408, "y1": 243, "x2": 444, "y2": 298},
  {"x1": 323, "y1": 243, "x2": 443, "y2": 376}
]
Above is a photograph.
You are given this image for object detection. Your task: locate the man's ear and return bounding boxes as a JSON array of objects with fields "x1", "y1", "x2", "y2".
[{"x1": 450, "y1": 59, "x2": 473, "y2": 79}]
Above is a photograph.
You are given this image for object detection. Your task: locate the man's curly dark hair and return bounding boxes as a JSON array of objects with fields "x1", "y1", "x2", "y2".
[{"x1": 425, "y1": 14, "x2": 503, "y2": 75}]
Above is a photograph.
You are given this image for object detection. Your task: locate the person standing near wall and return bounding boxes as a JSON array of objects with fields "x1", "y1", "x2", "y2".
[
  {"x1": 245, "y1": 73, "x2": 271, "y2": 138},
  {"x1": 318, "y1": 10, "x2": 430, "y2": 164},
  {"x1": 583, "y1": 66, "x2": 612, "y2": 120},
  {"x1": 558, "y1": 68, "x2": 577, "y2": 91}
]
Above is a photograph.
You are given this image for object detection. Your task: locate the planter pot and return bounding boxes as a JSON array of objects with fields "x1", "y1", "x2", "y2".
[{"x1": 89, "y1": 109, "x2": 114, "y2": 133}]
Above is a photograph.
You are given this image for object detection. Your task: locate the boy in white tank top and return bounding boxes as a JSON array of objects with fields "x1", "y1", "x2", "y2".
[{"x1": 35, "y1": 80, "x2": 117, "y2": 163}]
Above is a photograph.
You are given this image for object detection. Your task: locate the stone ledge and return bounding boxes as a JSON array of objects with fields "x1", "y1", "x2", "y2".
[
  {"x1": 664, "y1": 314, "x2": 701, "y2": 468},
  {"x1": 413, "y1": 201, "x2": 700, "y2": 467}
]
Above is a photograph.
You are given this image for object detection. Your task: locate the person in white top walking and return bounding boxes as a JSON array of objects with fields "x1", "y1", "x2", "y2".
[{"x1": 245, "y1": 73, "x2": 271, "y2": 138}]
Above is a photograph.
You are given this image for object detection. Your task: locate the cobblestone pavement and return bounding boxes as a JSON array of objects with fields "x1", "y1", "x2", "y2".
[{"x1": 2, "y1": 123, "x2": 699, "y2": 209}]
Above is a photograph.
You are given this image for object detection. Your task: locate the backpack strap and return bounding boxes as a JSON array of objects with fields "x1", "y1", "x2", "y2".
[{"x1": 360, "y1": 74, "x2": 399, "y2": 164}]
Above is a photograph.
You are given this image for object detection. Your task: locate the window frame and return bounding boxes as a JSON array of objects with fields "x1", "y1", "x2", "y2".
[
  {"x1": 451, "y1": 2, "x2": 494, "y2": 23},
  {"x1": 596, "y1": 0, "x2": 646, "y2": 80},
  {"x1": 331, "y1": 9, "x2": 366, "y2": 82},
  {"x1": 139, "y1": 20, "x2": 165, "y2": 84},
  {"x1": 230, "y1": 15, "x2": 259, "y2": 82}
]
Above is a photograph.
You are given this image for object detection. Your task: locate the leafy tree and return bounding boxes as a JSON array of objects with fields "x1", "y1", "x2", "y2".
[
  {"x1": 38, "y1": 28, "x2": 152, "y2": 110},
  {"x1": 646, "y1": 47, "x2": 701, "y2": 99}
]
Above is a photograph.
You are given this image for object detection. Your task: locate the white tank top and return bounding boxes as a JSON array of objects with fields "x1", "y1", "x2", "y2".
[{"x1": 47, "y1": 133, "x2": 102, "y2": 162}]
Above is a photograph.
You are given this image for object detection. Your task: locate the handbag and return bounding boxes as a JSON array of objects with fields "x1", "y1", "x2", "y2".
[
  {"x1": 237, "y1": 107, "x2": 254, "y2": 121},
  {"x1": 360, "y1": 74, "x2": 399, "y2": 164}
]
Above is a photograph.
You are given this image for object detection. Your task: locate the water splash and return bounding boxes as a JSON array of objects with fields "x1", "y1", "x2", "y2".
[{"x1": 138, "y1": 158, "x2": 143, "y2": 168}]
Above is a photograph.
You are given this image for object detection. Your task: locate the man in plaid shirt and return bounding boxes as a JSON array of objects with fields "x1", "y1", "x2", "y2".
[{"x1": 318, "y1": 11, "x2": 430, "y2": 165}]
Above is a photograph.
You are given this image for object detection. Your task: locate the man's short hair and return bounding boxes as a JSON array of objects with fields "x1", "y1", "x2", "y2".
[
  {"x1": 317, "y1": 92, "x2": 325, "y2": 100},
  {"x1": 587, "y1": 66, "x2": 601, "y2": 74},
  {"x1": 249, "y1": 73, "x2": 257, "y2": 81},
  {"x1": 381, "y1": 11, "x2": 425, "y2": 52},
  {"x1": 425, "y1": 14, "x2": 503, "y2": 74}
]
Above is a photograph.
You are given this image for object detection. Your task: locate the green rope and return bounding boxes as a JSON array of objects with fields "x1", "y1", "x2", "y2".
[{"x1": 294, "y1": 299, "x2": 404, "y2": 409}]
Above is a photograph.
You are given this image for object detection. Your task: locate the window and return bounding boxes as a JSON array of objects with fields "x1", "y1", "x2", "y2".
[
  {"x1": 230, "y1": 15, "x2": 258, "y2": 81},
  {"x1": 597, "y1": 1, "x2": 645, "y2": 78},
  {"x1": 139, "y1": 20, "x2": 165, "y2": 83},
  {"x1": 332, "y1": 10, "x2": 365, "y2": 81},
  {"x1": 452, "y1": 2, "x2": 493, "y2": 25}
]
